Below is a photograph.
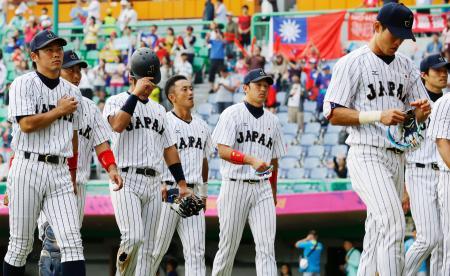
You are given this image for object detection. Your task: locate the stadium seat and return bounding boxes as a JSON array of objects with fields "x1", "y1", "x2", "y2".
[
  {"x1": 276, "y1": 91, "x2": 287, "y2": 105},
  {"x1": 307, "y1": 145, "x2": 325, "y2": 159},
  {"x1": 279, "y1": 157, "x2": 299, "y2": 170},
  {"x1": 286, "y1": 168, "x2": 305, "y2": 179},
  {"x1": 207, "y1": 93, "x2": 217, "y2": 104},
  {"x1": 209, "y1": 158, "x2": 221, "y2": 170},
  {"x1": 233, "y1": 92, "x2": 245, "y2": 103},
  {"x1": 193, "y1": 57, "x2": 204, "y2": 72},
  {"x1": 86, "y1": 50, "x2": 100, "y2": 67},
  {"x1": 0, "y1": 108, "x2": 7, "y2": 122},
  {"x1": 304, "y1": 122, "x2": 321, "y2": 135},
  {"x1": 197, "y1": 103, "x2": 213, "y2": 117},
  {"x1": 283, "y1": 134, "x2": 297, "y2": 145},
  {"x1": 309, "y1": 168, "x2": 328, "y2": 179},
  {"x1": 285, "y1": 145, "x2": 303, "y2": 159},
  {"x1": 304, "y1": 100, "x2": 316, "y2": 113},
  {"x1": 303, "y1": 157, "x2": 321, "y2": 169},
  {"x1": 198, "y1": 47, "x2": 209, "y2": 58},
  {"x1": 282, "y1": 123, "x2": 298, "y2": 136},
  {"x1": 303, "y1": 112, "x2": 315, "y2": 123},
  {"x1": 323, "y1": 133, "x2": 340, "y2": 146},
  {"x1": 277, "y1": 112, "x2": 289, "y2": 125},
  {"x1": 279, "y1": 105, "x2": 288, "y2": 112},
  {"x1": 330, "y1": 145, "x2": 349, "y2": 157},
  {"x1": 300, "y1": 134, "x2": 316, "y2": 146},
  {"x1": 207, "y1": 114, "x2": 220, "y2": 125},
  {"x1": 326, "y1": 125, "x2": 344, "y2": 134},
  {"x1": 6, "y1": 62, "x2": 15, "y2": 71}
]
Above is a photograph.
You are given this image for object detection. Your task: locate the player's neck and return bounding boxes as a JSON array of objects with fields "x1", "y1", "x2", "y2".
[
  {"x1": 172, "y1": 106, "x2": 192, "y2": 122},
  {"x1": 245, "y1": 98, "x2": 264, "y2": 108},
  {"x1": 425, "y1": 83, "x2": 443, "y2": 94},
  {"x1": 36, "y1": 67, "x2": 60, "y2": 80}
]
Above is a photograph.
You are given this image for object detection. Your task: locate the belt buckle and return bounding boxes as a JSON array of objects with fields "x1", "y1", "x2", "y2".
[
  {"x1": 144, "y1": 168, "x2": 153, "y2": 176},
  {"x1": 248, "y1": 179, "x2": 258, "y2": 184},
  {"x1": 44, "y1": 155, "x2": 52, "y2": 163},
  {"x1": 432, "y1": 163, "x2": 440, "y2": 171}
]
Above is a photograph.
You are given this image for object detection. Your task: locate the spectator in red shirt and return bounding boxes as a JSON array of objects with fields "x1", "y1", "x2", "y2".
[
  {"x1": 238, "y1": 5, "x2": 251, "y2": 47},
  {"x1": 362, "y1": 0, "x2": 379, "y2": 7},
  {"x1": 24, "y1": 16, "x2": 41, "y2": 50},
  {"x1": 246, "y1": 45, "x2": 266, "y2": 70}
]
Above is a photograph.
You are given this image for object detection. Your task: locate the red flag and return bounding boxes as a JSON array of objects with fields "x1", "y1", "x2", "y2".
[{"x1": 234, "y1": 38, "x2": 248, "y2": 57}]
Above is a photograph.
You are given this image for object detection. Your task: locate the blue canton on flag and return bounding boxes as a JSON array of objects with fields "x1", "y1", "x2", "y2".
[{"x1": 273, "y1": 17, "x2": 307, "y2": 44}]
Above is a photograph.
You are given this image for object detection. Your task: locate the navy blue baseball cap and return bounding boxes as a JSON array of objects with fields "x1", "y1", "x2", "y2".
[
  {"x1": 62, "y1": 50, "x2": 88, "y2": 69},
  {"x1": 420, "y1": 54, "x2": 450, "y2": 72},
  {"x1": 30, "y1": 30, "x2": 67, "y2": 52},
  {"x1": 243, "y1": 68, "x2": 274, "y2": 85},
  {"x1": 377, "y1": 3, "x2": 415, "y2": 42}
]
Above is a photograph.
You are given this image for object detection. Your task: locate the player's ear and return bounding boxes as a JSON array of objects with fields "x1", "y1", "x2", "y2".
[
  {"x1": 30, "y1": 51, "x2": 38, "y2": 63},
  {"x1": 373, "y1": 21, "x2": 382, "y2": 34},
  {"x1": 168, "y1": 92, "x2": 176, "y2": 104}
]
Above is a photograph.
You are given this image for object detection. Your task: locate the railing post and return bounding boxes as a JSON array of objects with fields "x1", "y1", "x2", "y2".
[{"x1": 53, "y1": 0, "x2": 59, "y2": 35}]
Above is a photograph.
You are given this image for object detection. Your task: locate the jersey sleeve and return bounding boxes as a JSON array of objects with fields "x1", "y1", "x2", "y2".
[
  {"x1": 161, "y1": 112, "x2": 176, "y2": 149},
  {"x1": 203, "y1": 127, "x2": 214, "y2": 158},
  {"x1": 427, "y1": 97, "x2": 450, "y2": 140},
  {"x1": 8, "y1": 77, "x2": 36, "y2": 122},
  {"x1": 323, "y1": 56, "x2": 360, "y2": 118},
  {"x1": 212, "y1": 110, "x2": 236, "y2": 147},
  {"x1": 103, "y1": 96, "x2": 122, "y2": 122},
  {"x1": 405, "y1": 69, "x2": 430, "y2": 110},
  {"x1": 272, "y1": 120, "x2": 286, "y2": 159},
  {"x1": 92, "y1": 104, "x2": 112, "y2": 147},
  {"x1": 72, "y1": 88, "x2": 86, "y2": 131}
]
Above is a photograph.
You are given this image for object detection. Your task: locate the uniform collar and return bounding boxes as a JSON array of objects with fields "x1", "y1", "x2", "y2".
[
  {"x1": 36, "y1": 71, "x2": 60, "y2": 90},
  {"x1": 426, "y1": 89, "x2": 443, "y2": 103},
  {"x1": 244, "y1": 101, "x2": 264, "y2": 119}
]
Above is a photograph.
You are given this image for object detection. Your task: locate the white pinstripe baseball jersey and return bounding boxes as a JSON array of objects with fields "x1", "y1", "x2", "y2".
[
  {"x1": 77, "y1": 97, "x2": 111, "y2": 184},
  {"x1": 427, "y1": 92, "x2": 450, "y2": 171},
  {"x1": 161, "y1": 111, "x2": 212, "y2": 184},
  {"x1": 212, "y1": 103, "x2": 285, "y2": 180},
  {"x1": 103, "y1": 92, "x2": 175, "y2": 170},
  {"x1": 324, "y1": 45, "x2": 430, "y2": 147},
  {"x1": 8, "y1": 72, "x2": 85, "y2": 157}
]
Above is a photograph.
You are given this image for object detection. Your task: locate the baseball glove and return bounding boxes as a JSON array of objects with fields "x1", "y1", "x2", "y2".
[
  {"x1": 169, "y1": 190, "x2": 205, "y2": 218},
  {"x1": 387, "y1": 110, "x2": 425, "y2": 150}
]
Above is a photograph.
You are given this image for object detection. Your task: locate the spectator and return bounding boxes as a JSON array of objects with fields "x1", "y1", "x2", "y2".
[
  {"x1": 24, "y1": 16, "x2": 41, "y2": 49},
  {"x1": 295, "y1": 230, "x2": 323, "y2": 276},
  {"x1": 0, "y1": 50, "x2": 6, "y2": 97},
  {"x1": 79, "y1": 67, "x2": 95, "y2": 99},
  {"x1": 109, "y1": 66, "x2": 126, "y2": 96},
  {"x1": 442, "y1": 20, "x2": 450, "y2": 60},
  {"x1": 246, "y1": 45, "x2": 266, "y2": 70},
  {"x1": 416, "y1": 0, "x2": 432, "y2": 13},
  {"x1": 155, "y1": 38, "x2": 169, "y2": 62},
  {"x1": 215, "y1": 0, "x2": 227, "y2": 23},
  {"x1": 70, "y1": 0, "x2": 88, "y2": 41},
  {"x1": 328, "y1": 154, "x2": 348, "y2": 178},
  {"x1": 405, "y1": 228, "x2": 427, "y2": 276},
  {"x1": 165, "y1": 27, "x2": 176, "y2": 53},
  {"x1": 86, "y1": 0, "x2": 100, "y2": 21},
  {"x1": 279, "y1": 263, "x2": 292, "y2": 276},
  {"x1": 0, "y1": 154, "x2": 8, "y2": 181},
  {"x1": 238, "y1": 5, "x2": 251, "y2": 47},
  {"x1": 118, "y1": 0, "x2": 137, "y2": 31},
  {"x1": 182, "y1": 26, "x2": 196, "y2": 65},
  {"x1": 426, "y1": 33, "x2": 443, "y2": 56},
  {"x1": 0, "y1": 2, "x2": 5, "y2": 32},
  {"x1": 202, "y1": 0, "x2": 215, "y2": 38},
  {"x1": 206, "y1": 25, "x2": 226, "y2": 93},
  {"x1": 141, "y1": 24, "x2": 158, "y2": 49},
  {"x1": 159, "y1": 55, "x2": 174, "y2": 110},
  {"x1": 235, "y1": 52, "x2": 249, "y2": 76},
  {"x1": 84, "y1": 16, "x2": 99, "y2": 50},
  {"x1": 92, "y1": 59, "x2": 107, "y2": 96},
  {"x1": 97, "y1": 99, "x2": 106, "y2": 113},
  {"x1": 175, "y1": 51, "x2": 193, "y2": 80},
  {"x1": 342, "y1": 241, "x2": 361, "y2": 276},
  {"x1": 39, "y1": 7, "x2": 51, "y2": 28},
  {"x1": 165, "y1": 258, "x2": 178, "y2": 276},
  {"x1": 115, "y1": 26, "x2": 136, "y2": 52},
  {"x1": 271, "y1": 53, "x2": 289, "y2": 90},
  {"x1": 287, "y1": 73, "x2": 304, "y2": 131},
  {"x1": 8, "y1": 9, "x2": 26, "y2": 34},
  {"x1": 261, "y1": 0, "x2": 273, "y2": 21},
  {"x1": 103, "y1": 8, "x2": 117, "y2": 36},
  {"x1": 315, "y1": 64, "x2": 332, "y2": 115},
  {"x1": 361, "y1": 0, "x2": 379, "y2": 7},
  {"x1": 11, "y1": 47, "x2": 25, "y2": 68},
  {"x1": 224, "y1": 12, "x2": 238, "y2": 59},
  {"x1": 213, "y1": 65, "x2": 237, "y2": 113},
  {"x1": 265, "y1": 78, "x2": 278, "y2": 113}
]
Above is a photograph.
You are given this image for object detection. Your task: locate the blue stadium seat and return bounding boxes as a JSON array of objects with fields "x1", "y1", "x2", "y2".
[
  {"x1": 207, "y1": 114, "x2": 220, "y2": 126},
  {"x1": 304, "y1": 122, "x2": 321, "y2": 135},
  {"x1": 279, "y1": 105, "x2": 288, "y2": 112},
  {"x1": 285, "y1": 145, "x2": 303, "y2": 159},
  {"x1": 197, "y1": 103, "x2": 213, "y2": 117},
  {"x1": 208, "y1": 169, "x2": 217, "y2": 180},
  {"x1": 286, "y1": 168, "x2": 305, "y2": 179},
  {"x1": 233, "y1": 92, "x2": 245, "y2": 103},
  {"x1": 300, "y1": 134, "x2": 316, "y2": 146},
  {"x1": 277, "y1": 112, "x2": 289, "y2": 125},
  {"x1": 216, "y1": 170, "x2": 222, "y2": 180},
  {"x1": 279, "y1": 157, "x2": 299, "y2": 170},
  {"x1": 276, "y1": 92, "x2": 287, "y2": 105},
  {"x1": 303, "y1": 157, "x2": 321, "y2": 169},
  {"x1": 210, "y1": 158, "x2": 221, "y2": 170},
  {"x1": 283, "y1": 134, "x2": 297, "y2": 145},
  {"x1": 307, "y1": 145, "x2": 325, "y2": 159},
  {"x1": 331, "y1": 145, "x2": 349, "y2": 157},
  {"x1": 207, "y1": 93, "x2": 217, "y2": 104},
  {"x1": 326, "y1": 125, "x2": 344, "y2": 134},
  {"x1": 323, "y1": 133, "x2": 340, "y2": 146},
  {"x1": 309, "y1": 168, "x2": 328, "y2": 179},
  {"x1": 304, "y1": 101, "x2": 316, "y2": 113},
  {"x1": 282, "y1": 123, "x2": 298, "y2": 136},
  {"x1": 303, "y1": 112, "x2": 315, "y2": 123}
]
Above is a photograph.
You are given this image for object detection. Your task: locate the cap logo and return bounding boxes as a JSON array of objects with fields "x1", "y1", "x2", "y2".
[
  {"x1": 259, "y1": 69, "x2": 265, "y2": 76},
  {"x1": 46, "y1": 30, "x2": 54, "y2": 39},
  {"x1": 404, "y1": 20, "x2": 411, "y2": 28},
  {"x1": 147, "y1": 65, "x2": 155, "y2": 74},
  {"x1": 70, "y1": 52, "x2": 77, "y2": 60},
  {"x1": 439, "y1": 56, "x2": 445, "y2": 62}
]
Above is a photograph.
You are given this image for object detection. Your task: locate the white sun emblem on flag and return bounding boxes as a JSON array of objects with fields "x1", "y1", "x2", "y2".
[{"x1": 279, "y1": 19, "x2": 301, "y2": 43}]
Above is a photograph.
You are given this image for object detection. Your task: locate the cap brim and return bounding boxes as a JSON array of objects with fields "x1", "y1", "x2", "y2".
[
  {"x1": 132, "y1": 70, "x2": 162, "y2": 85},
  {"x1": 430, "y1": 61, "x2": 450, "y2": 70},
  {"x1": 387, "y1": 26, "x2": 416, "y2": 42},
  {"x1": 62, "y1": 60, "x2": 88, "y2": 69},
  {"x1": 36, "y1": 37, "x2": 67, "y2": 51},
  {"x1": 250, "y1": 75, "x2": 274, "y2": 85}
]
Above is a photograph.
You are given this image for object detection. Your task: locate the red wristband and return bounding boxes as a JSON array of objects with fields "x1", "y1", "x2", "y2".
[
  {"x1": 98, "y1": 149, "x2": 116, "y2": 172},
  {"x1": 68, "y1": 153, "x2": 78, "y2": 171},
  {"x1": 9, "y1": 155, "x2": 14, "y2": 168},
  {"x1": 269, "y1": 169, "x2": 278, "y2": 185},
  {"x1": 230, "y1": 150, "x2": 245, "y2": 165}
]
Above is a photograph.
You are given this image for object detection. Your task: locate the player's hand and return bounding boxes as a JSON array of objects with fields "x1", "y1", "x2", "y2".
[
  {"x1": 402, "y1": 190, "x2": 410, "y2": 214},
  {"x1": 249, "y1": 157, "x2": 271, "y2": 173},
  {"x1": 410, "y1": 99, "x2": 432, "y2": 120},
  {"x1": 57, "y1": 96, "x2": 78, "y2": 116},
  {"x1": 132, "y1": 77, "x2": 156, "y2": 99},
  {"x1": 380, "y1": 109, "x2": 407, "y2": 126},
  {"x1": 178, "y1": 182, "x2": 192, "y2": 198},
  {"x1": 3, "y1": 192, "x2": 8, "y2": 206},
  {"x1": 70, "y1": 170, "x2": 77, "y2": 195},
  {"x1": 202, "y1": 197, "x2": 207, "y2": 211},
  {"x1": 161, "y1": 184, "x2": 168, "y2": 202},
  {"x1": 109, "y1": 167, "x2": 123, "y2": 191}
]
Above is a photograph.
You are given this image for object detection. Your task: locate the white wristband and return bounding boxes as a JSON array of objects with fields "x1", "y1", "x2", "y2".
[
  {"x1": 359, "y1": 111, "x2": 382, "y2": 125},
  {"x1": 198, "y1": 182, "x2": 208, "y2": 198}
]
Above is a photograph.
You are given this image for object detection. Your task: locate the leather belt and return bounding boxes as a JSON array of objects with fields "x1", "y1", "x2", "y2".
[
  {"x1": 387, "y1": 148, "x2": 404, "y2": 154},
  {"x1": 121, "y1": 167, "x2": 157, "y2": 177},
  {"x1": 165, "y1": 181, "x2": 194, "y2": 189},
  {"x1": 415, "y1": 163, "x2": 440, "y2": 171},
  {"x1": 24, "y1": 151, "x2": 66, "y2": 165},
  {"x1": 229, "y1": 178, "x2": 269, "y2": 184}
]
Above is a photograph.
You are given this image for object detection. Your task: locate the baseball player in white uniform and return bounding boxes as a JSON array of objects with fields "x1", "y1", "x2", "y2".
[
  {"x1": 37, "y1": 50, "x2": 124, "y2": 276},
  {"x1": 103, "y1": 48, "x2": 190, "y2": 276},
  {"x1": 150, "y1": 75, "x2": 212, "y2": 276},
  {"x1": 427, "y1": 92, "x2": 450, "y2": 275},
  {"x1": 4, "y1": 30, "x2": 87, "y2": 276},
  {"x1": 404, "y1": 54, "x2": 448, "y2": 276},
  {"x1": 211, "y1": 68, "x2": 286, "y2": 276},
  {"x1": 323, "y1": 3, "x2": 431, "y2": 276}
]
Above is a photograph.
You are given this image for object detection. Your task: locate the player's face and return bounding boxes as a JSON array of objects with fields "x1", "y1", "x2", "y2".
[
  {"x1": 245, "y1": 80, "x2": 269, "y2": 106},
  {"x1": 32, "y1": 42, "x2": 64, "y2": 72},
  {"x1": 376, "y1": 24, "x2": 404, "y2": 56},
  {"x1": 424, "y1": 67, "x2": 448, "y2": 90},
  {"x1": 61, "y1": 65, "x2": 82, "y2": 87},
  {"x1": 172, "y1": 79, "x2": 194, "y2": 109}
]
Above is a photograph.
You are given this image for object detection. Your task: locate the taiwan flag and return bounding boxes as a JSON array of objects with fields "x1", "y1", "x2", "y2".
[{"x1": 271, "y1": 12, "x2": 346, "y2": 60}]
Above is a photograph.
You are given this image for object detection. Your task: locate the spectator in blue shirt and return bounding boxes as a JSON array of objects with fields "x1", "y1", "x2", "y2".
[
  {"x1": 295, "y1": 230, "x2": 323, "y2": 276},
  {"x1": 405, "y1": 229, "x2": 427, "y2": 276},
  {"x1": 315, "y1": 64, "x2": 332, "y2": 115},
  {"x1": 425, "y1": 34, "x2": 443, "y2": 57},
  {"x1": 206, "y1": 25, "x2": 225, "y2": 93},
  {"x1": 140, "y1": 24, "x2": 159, "y2": 49},
  {"x1": 70, "y1": 0, "x2": 88, "y2": 41}
]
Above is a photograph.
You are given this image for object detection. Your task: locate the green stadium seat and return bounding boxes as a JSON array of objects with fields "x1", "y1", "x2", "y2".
[
  {"x1": 330, "y1": 181, "x2": 350, "y2": 191},
  {"x1": 193, "y1": 57, "x2": 204, "y2": 72},
  {"x1": 198, "y1": 47, "x2": 209, "y2": 58},
  {"x1": 7, "y1": 71, "x2": 15, "y2": 82},
  {"x1": 0, "y1": 107, "x2": 8, "y2": 121},
  {"x1": 6, "y1": 62, "x2": 15, "y2": 71},
  {"x1": 86, "y1": 50, "x2": 100, "y2": 67}
]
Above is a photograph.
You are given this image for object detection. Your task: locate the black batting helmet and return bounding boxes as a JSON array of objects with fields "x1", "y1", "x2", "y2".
[{"x1": 130, "y1": 47, "x2": 161, "y2": 84}]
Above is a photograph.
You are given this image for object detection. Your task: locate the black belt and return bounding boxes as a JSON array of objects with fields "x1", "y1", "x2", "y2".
[
  {"x1": 24, "y1": 151, "x2": 66, "y2": 165},
  {"x1": 165, "y1": 181, "x2": 194, "y2": 189},
  {"x1": 121, "y1": 167, "x2": 157, "y2": 177},
  {"x1": 387, "y1": 148, "x2": 404, "y2": 154},
  {"x1": 416, "y1": 163, "x2": 440, "y2": 171},
  {"x1": 229, "y1": 178, "x2": 269, "y2": 184}
]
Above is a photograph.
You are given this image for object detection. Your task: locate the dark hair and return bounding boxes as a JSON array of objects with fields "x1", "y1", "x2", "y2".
[
  {"x1": 187, "y1": 25, "x2": 194, "y2": 31},
  {"x1": 90, "y1": 16, "x2": 96, "y2": 24},
  {"x1": 42, "y1": 7, "x2": 48, "y2": 12},
  {"x1": 242, "y1": 4, "x2": 249, "y2": 9},
  {"x1": 167, "y1": 27, "x2": 174, "y2": 34},
  {"x1": 151, "y1": 24, "x2": 158, "y2": 29},
  {"x1": 164, "y1": 75, "x2": 188, "y2": 104},
  {"x1": 279, "y1": 263, "x2": 292, "y2": 276},
  {"x1": 218, "y1": 65, "x2": 228, "y2": 73},
  {"x1": 309, "y1": 230, "x2": 318, "y2": 238}
]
